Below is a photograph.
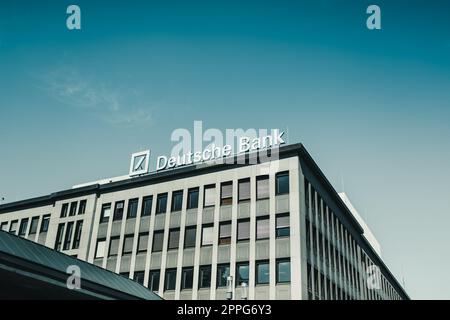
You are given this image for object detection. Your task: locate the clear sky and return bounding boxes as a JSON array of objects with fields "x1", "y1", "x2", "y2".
[{"x1": 1, "y1": 0, "x2": 450, "y2": 299}]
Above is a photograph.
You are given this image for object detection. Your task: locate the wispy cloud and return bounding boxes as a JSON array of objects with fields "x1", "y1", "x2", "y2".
[{"x1": 37, "y1": 67, "x2": 154, "y2": 127}]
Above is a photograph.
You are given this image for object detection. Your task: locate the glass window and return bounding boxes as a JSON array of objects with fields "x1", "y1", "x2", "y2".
[
  {"x1": 276, "y1": 214, "x2": 290, "y2": 237},
  {"x1": 257, "y1": 176, "x2": 270, "y2": 199},
  {"x1": 141, "y1": 196, "x2": 153, "y2": 216},
  {"x1": 202, "y1": 225, "x2": 214, "y2": 246},
  {"x1": 137, "y1": 233, "x2": 149, "y2": 253},
  {"x1": 237, "y1": 219, "x2": 250, "y2": 241},
  {"x1": 72, "y1": 220, "x2": 83, "y2": 249},
  {"x1": 100, "y1": 204, "x2": 111, "y2": 223},
  {"x1": 78, "y1": 200, "x2": 86, "y2": 215},
  {"x1": 18, "y1": 218, "x2": 29, "y2": 236},
  {"x1": 277, "y1": 259, "x2": 291, "y2": 283},
  {"x1": 256, "y1": 261, "x2": 270, "y2": 284},
  {"x1": 113, "y1": 201, "x2": 125, "y2": 221},
  {"x1": 40, "y1": 215, "x2": 50, "y2": 232},
  {"x1": 134, "y1": 271, "x2": 145, "y2": 285},
  {"x1": 203, "y1": 185, "x2": 216, "y2": 207},
  {"x1": 156, "y1": 193, "x2": 168, "y2": 214},
  {"x1": 165, "y1": 269, "x2": 177, "y2": 291},
  {"x1": 219, "y1": 221, "x2": 232, "y2": 245},
  {"x1": 149, "y1": 270, "x2": 160, "y2": 291},
  {"x1": 29, "y1": 216, "x2": 40, "y2": 235},
  {"x1": 127, "y1": 198, "x2": 139, "y2": 219},
  {"x1": 184, "y1": 226, "x2": 196, "y2": 248},
  {"x1": 168, "y1": 228, "x2": 180, "y2": 250},
  {"x1": 276, "y1": 172, "x2": 290, "y2": 195},
  {"x1": 95, "y1": 239, "x2": 106, "y2": 258},
  {"x1": 171, "y1": 191, "x2": 183, "y2": 211},
  {"x1": 0, "y1": 222, "x2": 8, "y2": 231},
  {"x1": 54, "y1": 223, "x2": 65, "y2": 251},
  {"x1": 60, "y1": 203, "x2": 68, "y2": 218},
  {"x1": 256, "y1": 216, "x2": 270, "y2": 240},
  {"x1": 236, "y1": 262, "x2": 249, "y2": 285},
  {"x1": 108, "y1": 236, "x2": 120, "y2": 256},
  {"x1": 9, "y1": 220, "x2": 18, "y2": 234},
  {"x1": 63, "y1": 221, "x2": 74, "y2": 250},
  {"x1": 198, "y1": 265, "x2": 211, "y2": 288},
  {"x1": 181, "y1": 267, "x2": 194, "y2": 290},
  {"x1": 69, "y1": 202, "x2": 77, "y2": 216},
  {"x1": 187, "y1": 188, "x2": 199, "y2": 209},
  {"x1": 220, "y1": 182, "x2": 233, "y2": 205},
  {"x1": 123, "y1": 235, "x2": 134, "y2": 254},
  {"x1": 152, "y1": 230, "x2": 164, "y2": 252},
  {"x1": 238, "y1": 179, "x2": 250, "y2": 201},
  {"x1": 217, "y1": 264, "x2": 230, "y2": 287}
]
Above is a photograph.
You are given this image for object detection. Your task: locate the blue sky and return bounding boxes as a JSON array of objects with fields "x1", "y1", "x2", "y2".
[{"x1": 1, "y1": 0, "x2": 450, "y2": 299}]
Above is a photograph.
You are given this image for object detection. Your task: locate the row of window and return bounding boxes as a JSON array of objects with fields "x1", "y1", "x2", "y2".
[
  {"x1": 98, "y1": 172, "x2": 290, "y2": 223},
  {"x1": 54, "y1": 220, "x2": 84, "y2": 251},
  {"x1": 0, "y1": 214, "x2": 50, "y2": 237},
  {"x1": 60, "y1": 200, "x2": 87, "y2": 218}
]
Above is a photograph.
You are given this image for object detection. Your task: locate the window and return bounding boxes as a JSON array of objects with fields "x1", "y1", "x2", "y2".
[
  {"x1": 168, "y1": 228, "x2": 180, "y2": 250},
  {"x1": 100, "y1": 204, "x2": 111, "y2": 223},
  {"x1": 198, "y1": 265, "x2": 211, "y2": 288},
  {"x1": 54, "y1": 223, "x2": 65, "y2": 251},
  {"x1": 60, "y1": 203, "x2": 68, "y2": 218},
  {"x1": 28, "y1": 217, "x2": 39, "y2": 235},
  {"x1": 141, "y1": 196, "x2": 153, "y2": 217},
  {"x1": 127, "y1": 198, "x2": 138, "y2": 219},
  {"x1": 217, "y1": 264, "x2": 230, "y2": 287},
  {"x1": 108, "y1": 236, "x2": 120, "y2": 257},
  {"x1": 95, "y1": 238, "x2": 106, "y2": 258},
  {"x1": 123, "y1": 235, "x2": 134, "y2": 255},
  {"x1": 202, "y1": 224, "x2": 214, "y2": 246},
  {"x1": 18, "y1": 218, "x2": 29, "y2": 236},
  {"x1": 134, "y1": 271, "x2": 145, "y2": 285},
  {"x1": 275, "y1": 172, "x2": 290, "y2": 195},
  {"x1": 238, "y1": 179, "x2": 250, "y2": 201},
  {"x1": 220, "y1": 182, "x2": 233, "y2": 205},
  {"x1": 78, "y1": 200, "x2": 86, "y2": 215},
  {"x1": 69, "y1": 202, "x2": 77, "y2": 216},
  {"x1": 165, "y1": 269, "x2": 177, "y2": 291},
  {"x1": 184, "y1": 226, "x2": 197, "y2": 248},
  {"x1": 237, "y1": 219, "x2": 250, "y2": 241},
  {"x1": 276, "y1": 259, "x2": 291, "y2": 283},
  {"x1": 256, "y1": 216, "x2": 270, "y2": 240},
  {"x1": 152, "y1": 230, "x2": 164, "y2": 252},
  {"x1": 113, "y1": 201, "x2": 125, "y2": 221},
  {"x1": 187, "y1": 188, "x2": 199, "y2": 209},
  {"x1": 9, "y1": 220, "x2": 18, "y2": 234},
  {"x1": 120, "y1": 272, "x2": 130, "y2": 278},
  {"x1": 236, "y1": 262, "x2": 249, "y2": 285},
  {"x1": 156, "y1": 193, "x2": 168, "y2": 214},
  {"x1": 276, "y1": 213, "x2": 290, "y2": 237},
  {"x1": 72, "y1": 220, "x2": 83, "y2": 249},
  {"x1": 137, "y1": 233, "x2": 149, "y2": 253},
  {"x1": 63, "y1": 221, "x2": 74, "y2": 250},
  {"x1": 219, "y1": 221, "x2": 232, "y2": 245},
  {"x1": 256, "y1": 261, "x2": 270, "y2": 284},
  {"x1": 0, "y1": 222, "x2": 8, "y2": 231},
  {"x1": 171, "y1": 191, "x2": 183, "y2": 211},
  {"x1": 203, "y1": 185, "x2": 216, "y2": 207},
  {"x1": 149, "y1": 270, "x2": 160, "y2": 291},
  {"x1": 257, "y1": 176, "x2": 270, "y2": 200},
  {"x1": 40, "y1": 215, "x2": 50, "y2": 232},
  {"x1": 181, "y1": 267, "x2": 194, "y2": 290}
]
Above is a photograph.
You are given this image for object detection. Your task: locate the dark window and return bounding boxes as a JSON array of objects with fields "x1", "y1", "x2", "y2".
[
  {"x1": 237, "y1": 219, "x2": 250, "y2": 241},
  {"x1": 123, "y1": 234, "x2": 134, "y2": 254},
  {"x1": 152, "y1": 230, "x2": 164, "y2": 252},
  {"x1": 171, "y1": 191, "x2": 183, "y2": 211},
  {"x1": 137, "y1": 233, "x2": 149, "y2": 253},
  {"x1": 257, "y1": 176, "x2": 270, "y2": 200},
  {"x1": 277, "y1": 259, "x2": 291, "y2": 283},
  {"x1": 220, "y1": 182, "x2": 233, "y2": 205},
  {"x1": 63, "y1": 221, "x2": 74, "y2": 250},
  {"x1": 201, "y1": 224, "x2": 214, "y2": 246},
  {"x1": 113, "y1": 201, "x2": 125, "y2": 221},
  {"x1": 134, "y1": 271, "x2": 145, "y2": 285},
  {"x1": 276, "y1": 213, "x2": 290, "y2": 237},
  {"x1": 149, "y1": 270, "x2": 160, "y2": 291},
  {"x1": 141, "y1": 196, "x2": 153, "y2": 217},
  {"x1": 40, "y1": 215, "x2": 50, "y2": 232},
  {"x1": 256, "y1": 216, "x2": 270, "y2": 240},
  {"x1": 109, "y1": 236, "x2": 120, "y2": 257},
  {"x1": 29, "y1": 216, "x2": 40, "y2": 235},
  {"x1": 78, "y1": 200, "x2": 86, "y2": 215},
  {"x1": 95, "y1": 238, "x2": 106, "y2": 258},
  {"x1": 184, "y1": 226, "x2": 197, "y2": 248},
  {"x1": 187, "y1": 188, "x2": 199, "y2": 209},
  {"x1": 72, "y1": 220, "x2": 83, "y2": 249},
  {"x1": 156, "y1": 193, "x2": 168, "y2": 214},
  {"x1": 168, "y1": 228, "x2": 180, "y2": 250},
  {"x1": 165, "y1": 269, "x2": 177, "y2": 291},
  {"x1": 181, "y1": 267, "x2": 194, "y2": 290},
  {"x1": 203, "y1": 185, "x2": 216, "y2": 207},
  {"x1": 238, "y1": 179, "x2": 250, "y2": 201},
  {"x1": 120, "y1": 272, "x2": 130, "y2": 278},
  {"x1": 19, "y1": 218, "x2": 29, "y2": 236},
  {"x1": 256, "y1": 261, "x2": 270, "y2": 284},
  {"x1": 219, "y1": 221, "x2": 232, "y2": 245},
  {"x1": 54, "y1": 223, "x2": 65, "y2": 251},
  {"x1": 127, "y1": 198, "x2": 139, "y2": 219},
  {"x1": 217, "y1": 264, "x2": 230, "y2": 287},
  {"x1": 198, "y1": 265, "x2": 211, "y2": 288},
  {"x1": 236, "y1": 262, "x2": 249, "y2": 286},
  {"x1": 100, "y1": 203, "x2": 111, "y2": 223},
  {"x1": 9, "y1": 220, "x2": 18, "y2": 234},
  {"x1": 69, "y1": 202, "x2": 77, "y2": 216},
  {"x1": 60, "y1": 203, "x2": 69, "y2": 218},
  {"x1": 276, "y1": 172, "x2": 290, "y2": 195}
]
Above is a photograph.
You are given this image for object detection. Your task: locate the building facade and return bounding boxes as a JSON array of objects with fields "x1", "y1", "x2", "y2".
[{"x1": 0, "y1": 143, "x2": 409, "y2": 300}]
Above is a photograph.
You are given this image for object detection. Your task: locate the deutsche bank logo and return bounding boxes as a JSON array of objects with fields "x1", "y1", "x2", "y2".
[{"x1": 129, "y1": 150, "x2": 150, "y2": 177}]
